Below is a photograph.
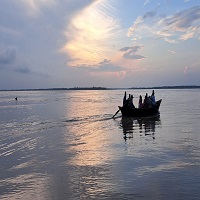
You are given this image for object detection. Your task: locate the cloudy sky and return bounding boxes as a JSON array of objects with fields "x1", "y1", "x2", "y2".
[{"x1": 0, "y1": 0, "x2": 200, "y2": 89}]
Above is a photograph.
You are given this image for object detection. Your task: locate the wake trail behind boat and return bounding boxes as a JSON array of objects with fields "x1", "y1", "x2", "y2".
[{"x1": 62, "y1": 113, "x2": 118, "y2": 126}]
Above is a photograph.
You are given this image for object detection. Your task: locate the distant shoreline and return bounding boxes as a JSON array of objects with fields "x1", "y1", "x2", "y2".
[{"x1": 1, "y1": 85, "x2": 200, "y2": 91}]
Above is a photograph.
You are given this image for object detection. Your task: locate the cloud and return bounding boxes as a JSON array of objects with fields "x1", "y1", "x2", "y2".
[
  {"x1": 120, "y1": 46, "x2": 145, "y2": 60},
  {"x1": 119, "y1": 47, "x2": 133, "y2": 52},
  {"x1": 1, "y1": 0, "x2": 199, "y2": 89},
  {"x1": 184, "y1": 66, "x2": 191, "y2": 74},
  {"x1": 0, "y1": 46, "x2": 17, "y2": 65},
  {"x1": 14, "y1": 66, "x2": 31, "y2": 74},
  {"x1": 127, "y1": 8, "x2": 158, "y2": 38},
  {"x1": 143, "y1": 10, "x2": 157, "y2": 19},
  {"x1": 160, "y1": 6, "x2": 200, "y2": 42},
  {"x1": 19, "y1": 0, "x2": 58, "y2": 17},
  {"x1": 61, "y1": 0, "x2": 122, "y2": 67},
  {"x1": 168, "y1": 50, "x2": 176, "y2": 54},
  {"x1": 127, "y1": 16, "x2": 144, "y2": 37},
  {"x1": 0, "y1": 25, "x2": 21, "y2": 36},
  {"x1": 14, "y1": 65, "x2": 50, "y2": 78},
  {"x1": 98, "y1": 59, "x2": 111, "y2": 65},
  {"x1": 0, "y1": 1, "x2": 99, "y2": 74},
  {"x1": 0, "y1": 45, "x2": 49, "y2": 77},
  {"x1": 128, "y1": 6, "x2": 200, "y2": 43},
  {"x1": 144, "y1": 0, "x2": 151, "y2": 6},
  {"x1": 76, "y1": 58, "x2": 124, "y2": 72},
  {"x1": 163, "y1": 6, "x2": 200, "y2": 29},
  {"x1": 123, "y1": 52, "x2": 145, "y2": 60},
  {"x1": 97, "y1": 64, "x2": 123, "y2": 72}
]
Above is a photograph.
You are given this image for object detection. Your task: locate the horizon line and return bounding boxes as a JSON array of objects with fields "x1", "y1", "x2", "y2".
[{"x1": 1, "y1": 85, "x2": 200, "y2": 91}]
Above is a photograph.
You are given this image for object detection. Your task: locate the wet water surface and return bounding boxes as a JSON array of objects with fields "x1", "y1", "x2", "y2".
[{"x1": 0, "y1": 89, "x2": 200, "y2": 199}]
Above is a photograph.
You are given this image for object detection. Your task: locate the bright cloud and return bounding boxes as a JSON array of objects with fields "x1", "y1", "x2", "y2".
[{"x1": 61, "y1": 0, "x2": 122, "y2": 67}]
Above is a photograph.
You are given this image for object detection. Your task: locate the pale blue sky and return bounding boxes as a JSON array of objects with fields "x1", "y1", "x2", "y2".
[{"x1": 0, "y1": 0, "x2": 200, "y2": 89}]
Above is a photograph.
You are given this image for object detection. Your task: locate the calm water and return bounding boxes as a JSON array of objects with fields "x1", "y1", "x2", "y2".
[{"x1": 0, "y1": 89, "x2": 200, "y2": 200}]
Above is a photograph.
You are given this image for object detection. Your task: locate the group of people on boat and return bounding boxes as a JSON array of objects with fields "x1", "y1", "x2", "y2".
[{"x1": 123, "y1": 90, "x2": 156, "y2": 109}]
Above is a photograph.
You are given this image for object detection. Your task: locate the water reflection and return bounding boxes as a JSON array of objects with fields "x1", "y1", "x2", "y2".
[{"x1": 120, "y1": 115, "x2": 161, "y2": 141}]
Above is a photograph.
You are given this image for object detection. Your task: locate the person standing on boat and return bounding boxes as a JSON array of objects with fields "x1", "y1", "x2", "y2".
[
  {"x1": 138, "y1": 95, "x2": 143, "y2": 109},
  {"x1": 143, "y1": 93, "x2": 149, "y2": 108},
  {"x1": 129, "y1": 95, "x2": 135, "y2": 108},
  {"x1": 151, "y1": 90, "x2": 156, "y2": 106},
  {"x1": 123, "y1": 91, "x2": 127, "y2": 106}
]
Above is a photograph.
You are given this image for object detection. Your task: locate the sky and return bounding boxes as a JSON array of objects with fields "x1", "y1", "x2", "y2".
[{"x1": 0, "y1": 0, "x2": 200, "y2": 89}]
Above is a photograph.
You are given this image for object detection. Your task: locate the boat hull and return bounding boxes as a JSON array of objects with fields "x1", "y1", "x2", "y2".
[{"x1": 119, "y1": 99, "x2": 162, "y2": 117}]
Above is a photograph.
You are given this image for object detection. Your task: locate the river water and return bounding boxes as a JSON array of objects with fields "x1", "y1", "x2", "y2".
[{"x1": 0, "y1": 89, "x2": 200, "y2": 200}]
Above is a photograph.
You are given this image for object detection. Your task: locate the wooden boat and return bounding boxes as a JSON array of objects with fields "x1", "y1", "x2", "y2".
[{"x1": 118, "y1": 99, "x2": 162, "y2": 117}]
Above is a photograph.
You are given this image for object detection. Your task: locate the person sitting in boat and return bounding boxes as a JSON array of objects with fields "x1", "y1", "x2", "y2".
[
  {"x1": 150, "y1": 90, "x2": 156, "y2": 106},
  {"x1": 124, "y1": 94, "x2": 135, "y2": 108},
  {"x1": 138, "y1": 95, "x2": 143, "y2": 109},
  {"x1": 148, "y1": 96, "x2": 152, "y2": 108},
  {"x1": 143, "y1": 93, "x2": 149, "y2": 108}
]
